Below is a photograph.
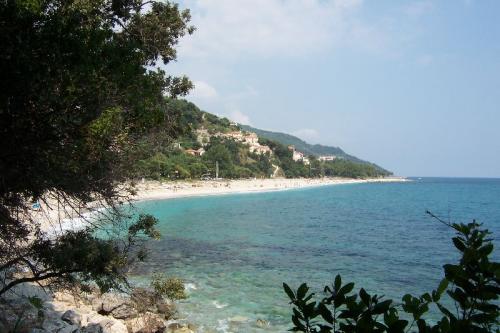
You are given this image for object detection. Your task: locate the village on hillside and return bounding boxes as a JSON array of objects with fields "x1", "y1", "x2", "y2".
[{"x1": 179, "y1": 127, "x2": 336, "y2": 166}]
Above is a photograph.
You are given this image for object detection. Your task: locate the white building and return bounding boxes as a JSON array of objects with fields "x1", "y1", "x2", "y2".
[
  {"x1": 244, "y1": 132, "x2": 259, "y2": 145},
  {"x1": 318, "y1": 155, "x2": 336, "y2": 161}
]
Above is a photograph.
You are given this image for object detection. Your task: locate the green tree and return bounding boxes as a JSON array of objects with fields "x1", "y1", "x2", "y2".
[
  {"x1": 203, "y1": 143, "x2": 234, "y2": 178},
  {"x1": 0, "y1": 0, "x2": 193, "y2": 296}
]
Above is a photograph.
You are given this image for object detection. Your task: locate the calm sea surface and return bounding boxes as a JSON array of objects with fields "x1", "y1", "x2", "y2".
[{"x1": 129, "y1": 178, "x2": 500, "y2": 332}]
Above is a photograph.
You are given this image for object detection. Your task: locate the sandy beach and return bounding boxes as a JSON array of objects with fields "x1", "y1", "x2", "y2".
[
  {"x1": 132, "y1": 176, "x2": 409, "y2": 202},
  {"x1": 34, "y1": 177, "x2": 408, "y2": 236}
]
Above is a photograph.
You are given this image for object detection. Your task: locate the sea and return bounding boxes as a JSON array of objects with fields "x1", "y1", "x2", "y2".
[{"x1": 128, "y1": 177, "x2": 500, "y2": 332}]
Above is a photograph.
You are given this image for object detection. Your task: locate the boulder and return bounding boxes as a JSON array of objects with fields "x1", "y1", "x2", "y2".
[
  {"x1": 91, "y1": 293, "x2": 137, "y2": 319},
  {"x1": 156, "y1": 302, "x2": 176, "y2": 320},
  {"x1": 165, "y1": 323, "x2": 195, "y2": 333},
  {"x1": 125, "y1": 312, "x2": 166, "y2": 333},
  {"x1": 110, "y1": 303, "x2": 138, "y2": 320},
  {"x1": 256, "y1": 318, "x2": 270, "y2": 328},
  {"x1": 99, "y1": 318, "x2": 128, "y2": 333},
  {"x1": 80, "y1": 318, "x2": 128, "y2": 333},
  {"x1": 61, "y1": 309, "x2": 82, "y2": 326},
  {"x1": 81, "y1": 323, "x2": 103, "y2": 333},
  {"x1": 131, "y1": 288, "x2": 159, "y2": 313},
  {"x1": 42, "y1": 319, "x2": 69, "y2": 333}
]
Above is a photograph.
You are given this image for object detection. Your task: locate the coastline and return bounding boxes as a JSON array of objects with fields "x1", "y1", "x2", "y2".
[
  {"x1": 34, "y1": 177, "x2": 409, "y2": 239},
  {"x1": 6, "y1": 176, "x2": 410, "y2": 332},
  {"x1": 131, "y1": 176, "x2": 409, "y2": 202}
]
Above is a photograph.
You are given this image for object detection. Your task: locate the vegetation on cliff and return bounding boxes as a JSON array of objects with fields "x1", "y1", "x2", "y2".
[{"x1": 133, "y1": 99, "x2": 392, "y2": 180}]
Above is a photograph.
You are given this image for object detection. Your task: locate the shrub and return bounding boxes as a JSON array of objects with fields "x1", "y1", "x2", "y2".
[
  {"x1": 151, "y1": 273, "x2": 187, "y2": 301},
  {"x1": 284, "y1": 212, "x2": 500, "y2": 333}
]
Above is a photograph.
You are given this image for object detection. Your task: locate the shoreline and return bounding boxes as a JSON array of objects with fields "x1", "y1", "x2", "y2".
[
  {"x1": 35, "y1": 177, "x2": 409, "y2": 237},
  {"x1": 7, "y1": 176, "x2": 410, "y2": 332},
  {"x1": 131, "y1": 176, "x2": 409, "y2": 203}
]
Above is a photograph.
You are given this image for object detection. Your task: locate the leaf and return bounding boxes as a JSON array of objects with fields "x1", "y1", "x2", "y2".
[
  {"x1": 297, "y1": 283, "x2": 309, "y2": 300},
  {"x1": 439, "y1": 316, "x2": 450, "y2": 333},
  {"x1": 478, "y1": 243, "x2": 494, "y2": 257},
  {"x1": 436, "y1": 302, "x2": 457, "y2": 321},
  {"x1": 318, "y1": 303, "x2": 334, "y2": 324},
  {"x1": 334, "y1": 274, "x2": 342, "y2": 291},
  {"x1": 452, "y1": 237, "x2": 466, "y2": 252},
  {"x1": 284, "y1": 283, "x2": 295, "y2": 301},
  {"x1": 388, "y1": 320, "x2": 408, "y2": 333},
  {"x1": 373, "y1": 300, "x2": 392, "y2": 314},
  {"x1": 416, "y1": 319, "x2": 428, "y2": 333},
  {"x1": 359, "y1": 288, "x2": 370, "y2": 306},
  {"x1": 437, "y1": 278, "x2": 449, "y2": 296},
  {"x1": 339, "y1": 282, "x2": 355, "y2": 296}
]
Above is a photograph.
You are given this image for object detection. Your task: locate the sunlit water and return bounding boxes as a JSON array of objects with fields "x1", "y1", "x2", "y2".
[{"x1": 128, "y1": 178, "x2": 500, "y2": 332}]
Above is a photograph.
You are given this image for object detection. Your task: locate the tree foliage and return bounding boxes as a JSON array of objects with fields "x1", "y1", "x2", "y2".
[
  {"x1": 0, "y1": 0, "x2": 193, "y2": 296},
  {"x1": 284, "y1": 213, "x2": 500, "y2": 333}
]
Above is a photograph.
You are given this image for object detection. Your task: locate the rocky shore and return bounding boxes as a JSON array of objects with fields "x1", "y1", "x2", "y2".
[{"x1": 0, "y1": 285, "x2": 197, "y2": 333}]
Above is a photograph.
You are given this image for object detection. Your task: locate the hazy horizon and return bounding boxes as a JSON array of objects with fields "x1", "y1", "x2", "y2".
[{"x1": 167, "y1": 0, "x2": 500, "y2": 178}]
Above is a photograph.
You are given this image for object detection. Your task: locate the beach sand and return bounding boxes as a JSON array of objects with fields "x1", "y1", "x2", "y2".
[
  {"x1": 132, "y1": 176, "x2": 409, "y2": 202},
  {"x1": 33, "y1": 177, "x2": 408, "y2": 235}
]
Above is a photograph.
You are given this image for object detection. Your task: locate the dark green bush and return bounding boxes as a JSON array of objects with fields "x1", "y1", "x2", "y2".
[{"x1": 284, "y1": 213, "x2": 499, "y2": 333}]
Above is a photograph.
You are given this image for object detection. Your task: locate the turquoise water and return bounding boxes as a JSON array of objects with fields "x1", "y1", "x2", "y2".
[{"x1": 130, "y1": 178, "x2": 500, "y2": 332}]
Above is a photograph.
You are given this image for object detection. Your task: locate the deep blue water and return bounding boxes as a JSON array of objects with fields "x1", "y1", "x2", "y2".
[{"x1": 130, "y1": 178, "x2": 500, "y2": 332}]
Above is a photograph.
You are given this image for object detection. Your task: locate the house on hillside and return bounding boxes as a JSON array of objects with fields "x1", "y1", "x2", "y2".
[
  {"x1": 196, "y1": 128, "x2": 210, "y2": 146},
  {"x1": 225, "y1": 131, "x2": 244, "y2": 141},
  {"x1": 318, "y1": 155, "x2": 336, "y2": 161},
  {"x1": 249, "y1": 144, "x2": 272, "y2": 155},
  {"x1": 293, "y1": 150, "x2": 304, "y2": 162},
  {"x1": 185, "y1": 148, "x2": 205, "y2": 157},
  {"x1": 288, "y1": 145, "x2": 306, "y2": 162},
  {"x1": 244, "y1": 132, "x2": 259, "y2": 145}
]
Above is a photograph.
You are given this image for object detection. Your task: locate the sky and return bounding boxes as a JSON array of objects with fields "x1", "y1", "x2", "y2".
[{"x1": 166, "y1": 0, "x2": 500, "y2": 177}]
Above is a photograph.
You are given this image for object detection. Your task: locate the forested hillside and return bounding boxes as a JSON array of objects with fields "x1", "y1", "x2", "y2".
[
  {"x1": 240, "y1": 125, "x2": 389, "y2": 173},
  {"x1": 132, "y1": 99, "x2": 392, "y2": 180}
]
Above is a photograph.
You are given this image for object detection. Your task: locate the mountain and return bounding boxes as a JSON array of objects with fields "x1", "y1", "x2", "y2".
[{"x1": 240, "y1": 124, "x2": 389, "y2": 173}]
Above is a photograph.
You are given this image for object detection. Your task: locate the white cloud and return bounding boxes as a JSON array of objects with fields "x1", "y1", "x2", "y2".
[
  {"x1": 293, "y1": 128, "x2": 320, "y2": 143},
  {"x1": 190, "y1": 80, "x2": 218, "y2": 99},
  {"x1": 178, "y1": 0, "x2": 364, "y2": 59},
  {"x1": 229, "y1": 110, "x2": 252, "y2": 125}
]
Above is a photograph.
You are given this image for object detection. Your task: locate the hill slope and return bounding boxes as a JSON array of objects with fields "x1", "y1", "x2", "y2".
[{"x1": 240, "y1": 125, "x2": 389, "y2": 172}]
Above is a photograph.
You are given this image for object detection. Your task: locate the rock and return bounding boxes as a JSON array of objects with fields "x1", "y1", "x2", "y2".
[
  {"x1": 99, "y1": 318, "x2": 128, "y2": 333},
  {"x1": 256, "y1": 318, "x2": 270, "y2": 328},
  {"x1": 62, "y1": 309, "x2": 82, "y2": 326},
  {"x1": 167, "y1": 323, "x2": 182, "y2": 331},
  {"x1": 91, "y1": 293, "x2": 137, "y2": 319},
  {"x1": 131, "y1": 288, "x2": 159, "y2": 314},
  {"x1": 42, "y1": 319, "x2": 69, "y2": 332},
  {"x1": 229, "y1": 315, "x2": 248, "y2": 323},
  {"x1": 165, "y1": 323, "x2": 196, "y2": 333},
  {"x1": 80, "y1": 318, "x2": 128, "y2": 333},
  {"x1": 59, "y1": 324, "x2": 80, "y2": 333},
  {"x1": 55, "y1": 292, "x2": 77, "y2": 304},
  {"x1": 156, "y1": 302, "x2": 176, "y2": 320},
  {"x1": 29, "y1": 329, "x2": 47, "y2": 333},
  {"x1": 110, "y1": 303, "x2": 138, "y2": 320},
  {"x1": 81, "y1": 323, "x2": 103, "y2": 333},
  {"x1": 125, "y1": 312, "x2": 166, "y2": 333}
]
